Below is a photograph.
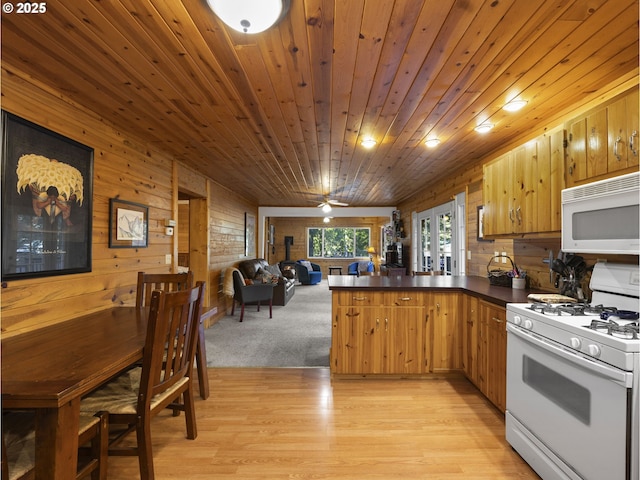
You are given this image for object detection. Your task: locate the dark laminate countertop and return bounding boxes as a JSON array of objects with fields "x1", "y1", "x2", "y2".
[{"x1": 327, "y1": 274, "x2": 542, "y2": 307}]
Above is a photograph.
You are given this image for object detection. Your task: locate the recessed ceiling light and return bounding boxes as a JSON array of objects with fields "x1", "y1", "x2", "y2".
[
  {"x1": 361, "y1": 138, "x2": 377, "y2": 148},
  {"x1": 503, "y1": 99, "x2": 528, "y2": 112},
  {"x1": 474, "y1": 123, "x2": 494, "y2": 134},
  {"x1": 424, "y1": 138, "x2": 441, "y2": 148}
]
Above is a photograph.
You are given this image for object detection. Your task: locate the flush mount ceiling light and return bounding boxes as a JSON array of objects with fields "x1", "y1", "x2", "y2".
[
  {"x1": 474, "y1": 123, "x2": 494, "y2": 134},
  {"x1": 360, "y1": 138, "x2": 377, "y2": 149},
  {"x1": 207, "y1": 0, "x2": 290, "y2": 34},
  {"x1": 503, "y1": 99, "x2": 528, "y2": 112},
  {"x1": 323, "y1": 216, "x2": 332, "y2": 223},
  {"x1": 424, "y1": 138, "x2": 441, "y2": 148}
]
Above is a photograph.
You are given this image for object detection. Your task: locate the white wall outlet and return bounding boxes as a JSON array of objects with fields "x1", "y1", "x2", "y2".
[
  {"x1": 494, "y1": 251, "x2": 500, "y2": 262},
  {"x1": 165, "y1": 254, "x2": 171, "y2": 264},
  {"x1": 501, "y1": 252, "x2": 507, "y2": 263},
  {"x1": 467, "y1": 250, "x2": 471, "y2": 260}
]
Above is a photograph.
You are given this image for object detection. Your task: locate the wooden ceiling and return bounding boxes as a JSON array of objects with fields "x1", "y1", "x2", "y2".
[{"x1": 2, "y1": 0, "x2": 638, "y2": 207}]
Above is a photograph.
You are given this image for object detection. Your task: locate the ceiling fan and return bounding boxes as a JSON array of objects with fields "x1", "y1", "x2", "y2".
[{"x1": 317, "y1": 198, "x2": 348, "y2": 212}]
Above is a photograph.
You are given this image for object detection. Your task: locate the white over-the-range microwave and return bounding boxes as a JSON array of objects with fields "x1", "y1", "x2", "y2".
[{"x1": 562, "y1": 170, "x2": 640, "y2": 255}]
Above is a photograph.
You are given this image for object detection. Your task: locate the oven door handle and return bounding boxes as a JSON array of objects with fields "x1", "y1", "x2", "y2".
[{"x1": 507, "y1": 324, "x2": 633, "y2": 388}]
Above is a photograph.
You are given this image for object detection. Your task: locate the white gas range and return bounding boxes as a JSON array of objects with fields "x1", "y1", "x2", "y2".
[{"x1": 505, "y1": 262, "x2": 640, "y2": 480}]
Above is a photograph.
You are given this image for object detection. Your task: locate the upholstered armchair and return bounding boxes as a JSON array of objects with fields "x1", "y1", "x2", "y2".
[
  {"x1": 347, "y1": 260, "x2": 374, "y2": 275},
  {"x1": 294, "y1": 260, "x2": 322, "y2": 285},
  {"x1": 231, "y1": 270, "x2": 274, "y2": 321}
]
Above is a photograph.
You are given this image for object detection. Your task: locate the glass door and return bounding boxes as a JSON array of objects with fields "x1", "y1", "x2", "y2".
[
  {"x1": 416, "y1": 197, "x2": 463, "y2": 275},
  {"x1": 433, "y1": 202, "x2": 453, "y2": 275},
  {"x1": 417, "y1": 211, "x2": 432, "y2": 272}
]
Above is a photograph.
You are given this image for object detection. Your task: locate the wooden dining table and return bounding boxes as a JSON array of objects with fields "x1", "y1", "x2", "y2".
[{"x1": 2, "y1": 306, "x2": 149, "y2": 480}]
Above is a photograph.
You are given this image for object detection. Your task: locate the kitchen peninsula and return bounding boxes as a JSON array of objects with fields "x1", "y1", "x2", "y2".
[{"x1": 328, "y1": 275, "x2": 535, "y2": 411}]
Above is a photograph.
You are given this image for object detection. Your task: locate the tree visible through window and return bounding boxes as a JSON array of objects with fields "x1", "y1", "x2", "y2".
[{"x1": 307, "y1": 227, "x2": 370, "y2": 258}]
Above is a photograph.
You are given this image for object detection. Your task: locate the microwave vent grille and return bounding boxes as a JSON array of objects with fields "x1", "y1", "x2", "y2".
[{"x1": 562, "y1": 171, "x2": 639, "y2": 203}]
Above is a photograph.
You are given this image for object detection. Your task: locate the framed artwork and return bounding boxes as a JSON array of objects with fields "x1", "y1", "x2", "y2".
[
  {"x1": 1, "y1": 111, "x2": 94, "y2": 280},
  {"x1": 109, "y1": 198, "x2": 148, "y2": 248},
  {"x1": 477, "y1": 205, "x2": 492, "y2": 241},
  {"x1": 245, "y1": 212, "x2": 256, "y2": 257}
]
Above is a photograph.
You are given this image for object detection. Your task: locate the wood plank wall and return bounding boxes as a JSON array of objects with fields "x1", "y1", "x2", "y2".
[
  {"x1": 0, "y1": 67, "x2": 258, "y2": 336},
  {"x1": 266, "y1": 216, "x2": 388, "y2": 274}
]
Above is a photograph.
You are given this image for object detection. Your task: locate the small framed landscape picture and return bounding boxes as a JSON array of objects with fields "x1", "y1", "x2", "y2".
[{"x1": 109, "y1": 198, "x2": 148, "y2": 248}]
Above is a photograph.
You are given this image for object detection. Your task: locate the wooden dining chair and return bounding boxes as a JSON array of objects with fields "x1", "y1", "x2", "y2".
[
  {"x1": 2, "y1": 410, "x2": 108, "y2": 480},
  {"x1": 136, "y1": 271, "x2": 209, "y2": 400},
  {"x1": 81, "y1": 282, "x2": 205, "y2": 480}
]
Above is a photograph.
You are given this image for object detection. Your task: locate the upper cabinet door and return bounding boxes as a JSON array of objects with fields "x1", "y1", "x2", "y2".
[
  {"x1": 483, "y1": 129, "x2": 564, "y2": 236},
  {"x1": 567, "y1": 88, "x2": 638, "y2": 188},
  {"x1": 608, "y1": 88, "x2": 639, "y2": 173}
]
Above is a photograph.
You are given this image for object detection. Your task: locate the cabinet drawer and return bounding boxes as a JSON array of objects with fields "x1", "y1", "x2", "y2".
[
  {"x1": 335, "y1": 291, "x2": 381, "y2": 306},
  {"x1": 384, "y1": 291, "x2": 425, "y2": 306}
]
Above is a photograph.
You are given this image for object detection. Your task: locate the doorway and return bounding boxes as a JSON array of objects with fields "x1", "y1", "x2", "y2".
[
  {"x1": 414, "y1": 193, "x2": 465, "y2": 275},
  {"x1": 177, "y1": 191, "x2": 209, "y2": 304}
]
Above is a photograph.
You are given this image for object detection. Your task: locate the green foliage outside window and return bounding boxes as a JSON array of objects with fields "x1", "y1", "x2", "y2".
[{"x1": 307, "y1": 227, "x2": 371, "y2": 258}]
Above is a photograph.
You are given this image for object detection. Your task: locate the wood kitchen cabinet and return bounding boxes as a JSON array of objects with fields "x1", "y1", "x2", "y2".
[
  {"x1": 462, "y1": 294, "x2": 479, "y2": 386},
  {"x1": 566, "y1": 88, "x2": 639, "y2": 187},
  {"x1": 331, "y1": 291, "x2": 426, "y2": 375},
  {"x1": 483, "y1": 128, "x2": 564, "y2": 236},
  {"x1": 428, "y1": 292, "x2": 462, "y2": 373},
  {"x1": 478, "y1": 300, "x2": 507, "y2": 412},
  {"x1": 608, "y1": 88, "x2": 639, "y2": 173}
]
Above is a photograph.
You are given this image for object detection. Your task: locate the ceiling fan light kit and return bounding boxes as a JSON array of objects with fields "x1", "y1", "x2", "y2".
[{"x1": 207, "y1": 0, "x2": 290, "y2": 34}]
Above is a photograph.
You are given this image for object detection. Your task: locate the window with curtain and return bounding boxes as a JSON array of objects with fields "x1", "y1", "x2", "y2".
[{"x1": 307, "y1": 227, "x2": 370, "y2": 258}]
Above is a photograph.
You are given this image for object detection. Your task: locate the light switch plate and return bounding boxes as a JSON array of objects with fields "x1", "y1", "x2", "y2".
[
  {"x1": 494, "y1": 251, "x2": 499, "y2": 262},
  {"x1": 501, "y1": 252, "x2": 507, "y2": 263}
]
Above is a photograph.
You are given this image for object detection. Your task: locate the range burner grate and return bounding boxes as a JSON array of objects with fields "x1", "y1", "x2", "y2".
[
  {"x1": 527, "y1": 302, "x2": 614, "y2": 316},
  {"x1": 588, "y1": 319, "x2": 639, "y2": 340}
]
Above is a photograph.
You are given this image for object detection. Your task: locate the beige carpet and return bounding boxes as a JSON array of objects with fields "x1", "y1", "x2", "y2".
[{"x1": 204, "y1": 280, "x2": 332, "y2": 367}]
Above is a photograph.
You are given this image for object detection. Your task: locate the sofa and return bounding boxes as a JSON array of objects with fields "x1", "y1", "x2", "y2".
[
  {"x1": 294, "y1": 260, "x2": 322, "y2": 285},
  {"x1": 238, "y1": 258, "x2": 295, "y2": 306}
]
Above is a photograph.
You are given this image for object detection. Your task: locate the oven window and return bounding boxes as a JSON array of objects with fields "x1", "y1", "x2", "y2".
[{"x1": 523, "y1": 355, "x2": 590, "y2": 425}]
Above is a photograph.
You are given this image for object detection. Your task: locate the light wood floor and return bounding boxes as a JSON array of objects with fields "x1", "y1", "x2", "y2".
[{"x1": 106, "y1": 368, "x2": 539, "y2": 479}]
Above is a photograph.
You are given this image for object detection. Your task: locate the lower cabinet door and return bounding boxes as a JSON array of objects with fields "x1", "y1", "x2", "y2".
[
  {"x1": 331, "y1": 306, "x2": 426, "y2": 374},
  {"x1": 332, "y1": 306, "x2": 383, "y2": 374},
  {"x1": 384, "y1": 307, "x2": 425, "y2": 374}
]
